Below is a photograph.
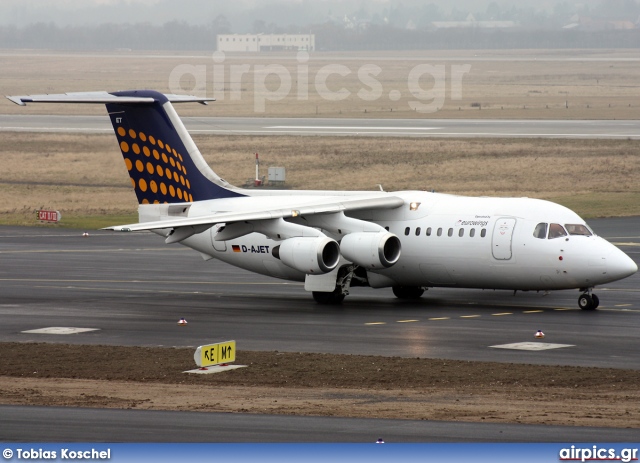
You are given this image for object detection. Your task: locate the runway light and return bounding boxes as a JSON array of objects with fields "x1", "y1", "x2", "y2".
[
  {"x1": 82, "y1": 232, "x2": 89, "y2": 237},
  {"x1": 535, "y1": 330, "x2": 545, "y2": 339},
  {"x1": 177, "y1": 318, "x2": 188, "y2": 326}
]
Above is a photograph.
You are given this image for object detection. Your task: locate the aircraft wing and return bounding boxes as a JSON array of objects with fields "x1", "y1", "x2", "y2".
[{"x1": 105, "y1": 194, "x2": 404, "y2": 233}]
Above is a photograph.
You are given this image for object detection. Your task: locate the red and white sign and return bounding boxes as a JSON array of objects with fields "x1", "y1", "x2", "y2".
[{"x1": 37, "y1": 210, "x2": 61, "y2": 223}]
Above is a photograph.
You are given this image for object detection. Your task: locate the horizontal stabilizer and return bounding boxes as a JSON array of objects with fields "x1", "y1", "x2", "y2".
[{"x1": 6, "y1": 91, "x2": 214, "y2": 106}]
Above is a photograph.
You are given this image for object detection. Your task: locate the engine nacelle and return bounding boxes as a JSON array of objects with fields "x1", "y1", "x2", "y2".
[
  {"x1": 339, "y1": 232, "x2": 401, "y2": 269},
  {"x1": 272, "y1": 236, "x2": 340, "y2": 274}
]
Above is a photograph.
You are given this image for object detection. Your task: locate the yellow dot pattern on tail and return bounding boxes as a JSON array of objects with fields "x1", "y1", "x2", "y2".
[
  {"x1": 116, "y1": 128, "x2": 193, "y2": 204},
  {"x1": 106, "y1": 90, "x2": 244, "y2": 204}
]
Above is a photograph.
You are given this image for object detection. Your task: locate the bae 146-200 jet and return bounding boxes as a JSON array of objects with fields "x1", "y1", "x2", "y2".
[{"x1": 8, "y1": 90, "x2": 637, "y2": 309}]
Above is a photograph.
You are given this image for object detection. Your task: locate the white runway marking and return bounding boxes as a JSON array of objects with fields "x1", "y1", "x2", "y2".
[
  {"x1": 261, "y1": 129, "x2": 640, "y2": 138},
  {"x1": 267, "y1": 126, "x2": 442, "y2": 130},
  {"x1": 0, "y1": 127, "x2": 111, "y2": 132},
  {"x1": 21, "y1": 327, "x2": 99, "y2": 335},
  {"x1": 490, "y1": 342, "x2": 575, "y2": 351},
  {"x1": 184, "y1": 365, "x2": 247, "y2": 375}
]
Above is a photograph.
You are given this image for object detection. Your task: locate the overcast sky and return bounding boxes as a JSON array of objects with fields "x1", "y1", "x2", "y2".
[{"x1": 0, "y1": 0, "x2": 610, "y2": 28}]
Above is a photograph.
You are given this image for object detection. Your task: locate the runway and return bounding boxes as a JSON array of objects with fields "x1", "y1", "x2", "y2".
[
  {"x1": 1, "y1": 114, "x2": 639, "y2": 138},
  {"x1": 0, "y1": 218, "x2": 638, "y2": 442}
]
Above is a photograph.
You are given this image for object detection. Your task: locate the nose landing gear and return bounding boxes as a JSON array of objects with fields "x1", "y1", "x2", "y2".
[{"x1": 578, "y1": 290, "x2": 600, "y2": 311}]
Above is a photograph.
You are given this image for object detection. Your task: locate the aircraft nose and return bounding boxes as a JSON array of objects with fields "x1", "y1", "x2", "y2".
[{"x1": 607, "y1": 246, "x2": 638, "y2": 281}]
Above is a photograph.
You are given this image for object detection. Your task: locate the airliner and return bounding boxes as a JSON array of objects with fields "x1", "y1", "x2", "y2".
[{"x1": 8, "y1": 90, "x2": 637, "y2": 309}]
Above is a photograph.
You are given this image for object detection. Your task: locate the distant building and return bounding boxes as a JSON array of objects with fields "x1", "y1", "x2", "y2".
[
  {"x1": 563, "y1": 15, "x2": 636, "y2": 30},
  {"x1": 217, "y1": 34, "x2": 315, "y2": 52},
  {"x1": 431, "y1": 13, "x2": 517, "y2": 30}
]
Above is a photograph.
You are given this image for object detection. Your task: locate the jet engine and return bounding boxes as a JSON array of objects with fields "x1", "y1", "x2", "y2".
[
  {"x1": 272, "y1": 236, "x2": 340, "y2": 274},
  {"x1": 339, "y1": 232, "x2": 401, "y2": 269}
]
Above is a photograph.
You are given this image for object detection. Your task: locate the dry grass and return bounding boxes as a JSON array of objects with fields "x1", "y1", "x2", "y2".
[
  {"x1": 0, "y1": 132, "x2": 638, "y2": 226},
  {"x1": 0, "y1": 133, "x2": 127, "y2": 185},
  {"x1": 1, "y1": 49, "x2": 640, "y2": 119},
  {"x1": 197, "y1": 136, "x2": 640, "y2": 194},
  {"x1": 0, "y1": 132, "x2": 136, "y2": 225}
]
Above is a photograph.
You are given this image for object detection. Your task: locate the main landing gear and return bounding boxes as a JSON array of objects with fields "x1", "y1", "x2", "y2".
[
  {"x1": 312, "y1": 287, "x2": 345, "y2": 304},
  {"x1": 312, "y1": 265, "x2": 366, "y2": 305},
  {"x1": 392, "y1": 286, "x2": 425, "y2": 300},
  {"x1": 578, "y1": 289, "x2": 600, "y2": 311}
]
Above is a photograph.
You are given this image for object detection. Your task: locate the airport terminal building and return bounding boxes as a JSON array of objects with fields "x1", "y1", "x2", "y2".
[{"x1": 217, "y1": 34, "x2": 315, "y2": 52}]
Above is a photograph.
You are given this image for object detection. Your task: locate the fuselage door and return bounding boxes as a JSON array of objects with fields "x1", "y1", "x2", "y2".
[{"x1": 492, "y1": 217, "x2": 516, "y2": 260}]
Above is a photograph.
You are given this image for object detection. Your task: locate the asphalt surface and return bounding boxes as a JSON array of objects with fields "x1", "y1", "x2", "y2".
[
  {"x1": 2, "y1": 406, "x2": 639, "y2": 443},
  {"x1": 0, "y1": 219, "x2": 638, "y2": 369},
  {"x1": 1, "y1": 115, "x2": 639, "y2": 138},
  {"x1": 0, "y1": 218, "x2": 638, "y2": 442}
]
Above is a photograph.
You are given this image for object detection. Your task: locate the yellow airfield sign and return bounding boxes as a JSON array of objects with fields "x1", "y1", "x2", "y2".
[{"x1": 194, "y1": 340, "x2": 236, "y2": 368}]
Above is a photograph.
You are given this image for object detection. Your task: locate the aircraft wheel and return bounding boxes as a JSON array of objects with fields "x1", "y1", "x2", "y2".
[
  {"x1": 392, "y1": 286, "x2": 424, "y2": 300},
  {"x1": 578, "y1": 294, "x2": 596, "y2": 311},
  {"x1": 591, "y1": 294, "x2": 600, "y2": 309},
  {"x1": 312, "y1": 289, "x2": 345, "y2": 305}
]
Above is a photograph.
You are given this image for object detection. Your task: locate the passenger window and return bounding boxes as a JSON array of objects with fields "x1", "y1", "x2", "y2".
[
  {"x1": 448, "y1": 228, "x2": 453, "y2": 237},
  {"x1": 426, "y1": 227, "x2": 432, "y2": 236},
  {"x1": 548, "y1": 223, "x2": 567, "y2": 239},
  {"x1": 415, "y1": 227, "x2": 421, "y2": 236},
  {"x1": 533, "y1": 223, "x2": 548, "y2": 239},
  {"x1": 437, "y1": 228, "x2": 443, "y2": 237},
  {"x1": 405, "y1": 227, "x2": 410, "y2": 236},
  {"x1": 565, "y1": 224, "x2": 592, "y2": 236},
  {"x1": 480, "y1": 229, "x2": 486, "y2": 238},
  {"x1": 458, "y1": 228, "x2": 464, "y2": 237},
  {"x1": 470, "y1": 228, "x2": 475, "y2": 237}
]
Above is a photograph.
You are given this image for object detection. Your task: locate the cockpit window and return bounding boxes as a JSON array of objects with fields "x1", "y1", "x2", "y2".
[
  {"x1": 565, "y1": 224, "x2": 592, "y2": 236},
  {"x1": 533, "y1": 223, "x2": 548, "y2": 239},
  {"x1": 548, "y1": 223, "x2": 567, "y2": 239}
]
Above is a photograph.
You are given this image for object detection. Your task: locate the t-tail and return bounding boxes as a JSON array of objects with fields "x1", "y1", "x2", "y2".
[{"x1": 7, "y1": 90, "x2": 245, "y2": 204}]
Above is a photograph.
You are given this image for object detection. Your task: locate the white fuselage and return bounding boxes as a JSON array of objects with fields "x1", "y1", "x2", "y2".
[{"x1": 166, "y1": 191, "x2": 636, "y2": 292}]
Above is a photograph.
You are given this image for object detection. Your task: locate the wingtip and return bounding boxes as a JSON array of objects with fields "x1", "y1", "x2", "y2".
[{"x1": 6, "y1": 95, "x2": 26, "y2": 106}]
